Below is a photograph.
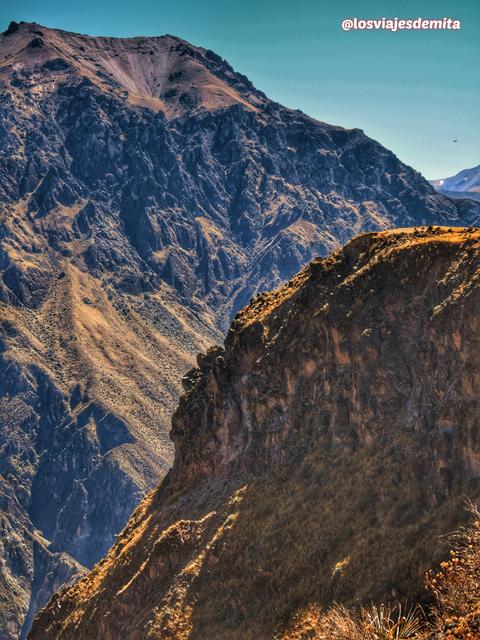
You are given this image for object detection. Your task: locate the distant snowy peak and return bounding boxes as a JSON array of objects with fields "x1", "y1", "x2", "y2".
[{"x1": 430, "y1": 164, "x2": 480, "y2": 202}]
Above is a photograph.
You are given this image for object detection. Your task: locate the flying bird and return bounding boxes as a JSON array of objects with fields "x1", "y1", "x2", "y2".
[{"x1": 453, "y1": 139, "x2": 458, "y2": 142}]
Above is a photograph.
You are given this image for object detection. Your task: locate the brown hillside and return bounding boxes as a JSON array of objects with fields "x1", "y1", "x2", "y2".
[{"x1": 30, "y1": 227, "x2": 480, "y2": 640}]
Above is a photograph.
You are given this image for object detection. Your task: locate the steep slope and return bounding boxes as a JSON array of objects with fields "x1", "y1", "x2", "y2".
[
  {"x1": 431, "y1": 165, "x2": 480, "y2": 202},
  {"x1": 30, "y1": 227, "x2": 480, "y2": 640},
  {"x1": 1, "y1": 19, "x2": 480, "y2": 637},
  {"x1": 0, "y1": 266, "x2": 217, "y2": 638}
]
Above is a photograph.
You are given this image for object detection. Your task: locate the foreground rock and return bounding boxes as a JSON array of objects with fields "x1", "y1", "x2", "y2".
[{"x1": 30, "y1": 227, "x2": 480, "y2": 640}]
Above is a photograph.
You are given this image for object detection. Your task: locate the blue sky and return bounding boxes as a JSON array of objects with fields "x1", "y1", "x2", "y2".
[{"x1": 2, "y1": 0, "x2": 479, "y2": 179}]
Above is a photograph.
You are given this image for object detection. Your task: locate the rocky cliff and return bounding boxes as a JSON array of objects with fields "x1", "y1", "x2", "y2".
[
  {"x1": 1, "y1": 18, "x2": 480, "y2": 637},
  {"x1": 29, "y1": 227, "x2": 480, "y2": 640}
]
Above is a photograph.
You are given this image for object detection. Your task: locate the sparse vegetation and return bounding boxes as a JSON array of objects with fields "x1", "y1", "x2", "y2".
[{"x1": 282, "y1": 506, "x2": 480, "y2": 640}]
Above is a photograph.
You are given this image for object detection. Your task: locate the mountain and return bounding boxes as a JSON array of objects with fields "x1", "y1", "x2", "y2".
[
  {"x1": 0, "y1": 19, "x2": 479, "y2": 638},
  {"x1": 431, "y1": 164, "x2": 480, "y2": 202},
  {"x1": 29, "y1": 227, "x2": 480, "y2": 640}
]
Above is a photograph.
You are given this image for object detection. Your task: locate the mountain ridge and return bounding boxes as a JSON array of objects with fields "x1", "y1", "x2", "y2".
[{"x1": 0, "y1": 20, "x2": 267, "y2": 118}]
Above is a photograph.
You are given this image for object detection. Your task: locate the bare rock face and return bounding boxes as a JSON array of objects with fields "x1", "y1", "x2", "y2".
[
  {"x1": 1, "y1": 19, "x2": 479, "y2": 638},
  {"x1": 29, "y1": 228, "x2": 480, "y2": 640}
]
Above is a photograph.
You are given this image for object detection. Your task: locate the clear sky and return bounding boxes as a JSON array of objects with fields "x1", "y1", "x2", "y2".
[{"x1": 2, "y1": 0, "x2": 479, "y2": 179}]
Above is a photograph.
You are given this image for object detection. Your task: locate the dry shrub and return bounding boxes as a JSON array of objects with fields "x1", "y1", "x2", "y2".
[
  {"x1": 425, "y1": 503, "x2": 480, "y2": 618},
  {"x1": 315, "y1": 603, "x2": 425, "y2": 640},
  {"x1": 315, "y1": 604, "x2": 361, "y2": 640},
  {"x1": 424, "y1": 502, "x2": 480, "y2": 637}
]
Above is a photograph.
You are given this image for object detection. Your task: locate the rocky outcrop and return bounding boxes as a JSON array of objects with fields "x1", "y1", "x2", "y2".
[
  {"x1": 29, "y1": 228, "x2": 480, "y2": 640},
  {"x1": 1, "y1": 19, "x2": 480, "y2": 637}
]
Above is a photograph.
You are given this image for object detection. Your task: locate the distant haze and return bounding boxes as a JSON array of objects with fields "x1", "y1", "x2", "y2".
[{"x1": 1, "y1": 0, "x2": 479, "y2": 178}]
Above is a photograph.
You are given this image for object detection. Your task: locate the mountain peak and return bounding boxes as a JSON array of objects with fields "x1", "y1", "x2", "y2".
[
  {"x1": 0, "y1": 21, "x2": 266, "y2": 116},
  {"x1": 430, "y1": 164, "x2": 480, "y2": 203}
]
